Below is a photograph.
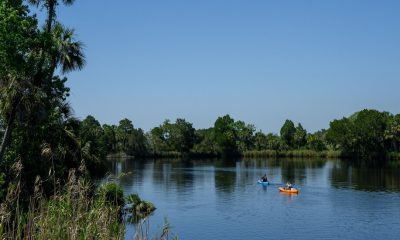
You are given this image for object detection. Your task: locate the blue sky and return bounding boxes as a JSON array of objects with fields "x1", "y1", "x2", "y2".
[{"x1": 38, "y1": 0, "x2": 400, "y2": 133}]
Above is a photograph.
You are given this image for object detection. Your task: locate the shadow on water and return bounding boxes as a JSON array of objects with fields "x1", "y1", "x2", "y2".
[
  {"x1": 330, "y1": 160, "x2": 400, "y2": 192},
  {"x1": 214, "y1": 160, "x2": 237, "y2": 193},
  {"x1": 243, "y1": 157, "x2": 326, "y2": 184}
]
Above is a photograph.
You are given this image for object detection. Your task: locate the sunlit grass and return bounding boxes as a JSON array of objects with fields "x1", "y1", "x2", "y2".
[{"x1": 0, "y1": 162, "x2": 178, "y2": 240}]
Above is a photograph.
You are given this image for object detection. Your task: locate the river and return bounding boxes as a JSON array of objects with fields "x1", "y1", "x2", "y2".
[{"x1": 106, "y1": 158, "x2": 400, "y2": 240}]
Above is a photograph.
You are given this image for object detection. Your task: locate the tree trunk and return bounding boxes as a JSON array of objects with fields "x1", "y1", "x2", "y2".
[
  {"x1": 0, "y1": 103, "x2": 18, "y2": 161},
  {"x1": 46, "y1": 2, "x2": 55, "y2": 33}
]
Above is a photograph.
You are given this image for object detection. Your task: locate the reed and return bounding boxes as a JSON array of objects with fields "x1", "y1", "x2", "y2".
[
  {"x1": 0, "y1": 161, "x2": 178, "y2": 240},
  {"x1": 0, "y1": 162, "x2": 124, "y2": 240},
  {"x1": 243, "y1": 150, "x2": 342, "y2": 159}
]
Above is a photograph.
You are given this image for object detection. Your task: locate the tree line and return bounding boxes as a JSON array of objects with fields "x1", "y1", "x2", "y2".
[{"x1": 77, "y1": 109, "x2": 400, "y2": 161}]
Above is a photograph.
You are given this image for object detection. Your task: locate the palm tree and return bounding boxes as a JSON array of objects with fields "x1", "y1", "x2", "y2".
[
  {"x1": 28, "y1": 0, "x2": 76, "y2": 33},
  {"x1": 50, "y1": 22, "x2": 85, "y2": 76},
  {"x1": 0, "y1": 5, "x2": 84, "y2": 162}
]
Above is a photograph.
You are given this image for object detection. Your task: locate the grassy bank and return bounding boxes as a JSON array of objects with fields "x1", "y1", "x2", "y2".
[
  {"x1": 388, "y1": 152, "x2": 400, "y2": 160},
  {"x1": 109, "y1": 150, "x2": 342, "y2": 159},
  {"x1": 243, "y1": 150, "x2": 342, "y2": 159},
  {"x1": 107, "y1": 151, "x2": 218, "y2": 159},
  {"x1": 0, "y1": 162, "x2": 176, "y2": 240},
  {"x1": 0, "y1": 168, "x2": 124, "y2": 239},
  {"x1": 108, "y1": 150, "x2": 400, "y2": 161}
]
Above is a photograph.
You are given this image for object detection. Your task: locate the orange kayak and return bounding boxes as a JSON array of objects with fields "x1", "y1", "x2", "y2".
[{"x1": 279, "y1": 187, "x2": 299, "y2": 194}]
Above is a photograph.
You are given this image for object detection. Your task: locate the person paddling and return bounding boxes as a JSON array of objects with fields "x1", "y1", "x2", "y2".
[
  {"x1": 286, "y1": 182, "x2": 293, "y2": 190},
  {"x1": 261, "y1": 174, "x2": 268, "y2": 183}
]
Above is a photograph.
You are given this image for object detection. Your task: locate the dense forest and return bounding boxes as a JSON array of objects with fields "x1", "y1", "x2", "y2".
[{"x1": 78, "y1": 109, "x2": 400, "y2": 161}]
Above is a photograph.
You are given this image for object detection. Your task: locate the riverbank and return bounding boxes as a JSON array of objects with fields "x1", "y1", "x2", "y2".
[
  {"x1": 107, "y1": 150, "x2": 342, "y2": 159},
  {"x1": 243, "y1": 150, "x2": 342, "y2": 158},
  {"x1": 108, "y1": 150, "x2": 400, "y2": 161},
  {"x1": 0, "y1": 169, "x2": 124, "y2": 239}
]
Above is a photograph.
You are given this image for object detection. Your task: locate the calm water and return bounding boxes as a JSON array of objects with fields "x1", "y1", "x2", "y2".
[{"x1": 107, "y1": 158, "x2": 400, "y2": 240}]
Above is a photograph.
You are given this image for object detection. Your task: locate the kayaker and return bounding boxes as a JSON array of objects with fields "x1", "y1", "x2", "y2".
[{"x1": 261, "y1": 174, "x2": 268, "y2": 182}]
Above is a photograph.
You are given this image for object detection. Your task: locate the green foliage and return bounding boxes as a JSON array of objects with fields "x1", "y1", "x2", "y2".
[
  {"x1": 306, "y1": 132, "x2": 327, "y2": 151},
  {"x1": 213, "y1": 115, "x2": 239, "y2": 156},
  {"x1": 326, "y1": 109, "x2": 390, "y2": 159},
  {"x1": 253, "y1": 131, "x2": 268, "y2": 150},
  {"x1": 293, "y1": 123, "x2": 307, "y2": 148},
  {"x1": 101, "y1": 124, "x2": 117, "y2": 153},
  {"x1": 385, "y1": 114, "x2": 400, "y2": 152},
  {"x1": 266, "y1": 133, "x2": 287, "y2": 151},
  {"x1": 80, "y1": 116, "x2": 108, "y2": 176},
  {"x1": 96, "y1": 182, "x2": 125, "y2": 208},
  {"x1": 148, "y1": 119, "x2": 196, "y2": 155},
  {"x1": 114, "y1": 119, "x2": 149, "y2": 157},
  {"x1": 126, "y1": 193, "x2": 156, "y2": 224},
  {"x1": 192, "y1": 128, "x2": 218, "y2": 155},
  {"x1": 0, "y1": 169, "x2": 124, "y2": 240},
  {"x1": 0, "y1": 172, "x2": 6, "y2": 199},
  {"x1": 0, "y1": 0, "x2": 94, "y2": 197},
  {"x1": 165, "y1": 118, "x2": 196, "y2": 154},
  {"x1": 234, "y1": 121, "x2": 255, "y2": 152},
  {"x1": 244, "y1": 149, "x2": 341, "y2": 158},
  {"x1": 326, "y1": 117, "x2": 352, "y2": 150},
  {"x1": 98, "y1": 110, "x2": 400, "y2": 162},
  {"x1": 116, "y1": 118, "x2": 134, "y2": 152},
  {"x1": 280, "y1": 120, "x2": 296, "y2": 148}
]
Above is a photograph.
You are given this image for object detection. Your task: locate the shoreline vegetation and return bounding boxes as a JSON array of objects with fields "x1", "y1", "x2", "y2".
[
  {"x1": 0, "y1": 162, "x2": 175, "y2": 240},
  {"x1": 107, "y1": 150, "x2": 400, "y2": 162},
  {"x1": 107, "y1": 149, "x2": 344, "y2": 159},
  {"x1": 98, "y1": 109, "x2": 400, "y2": 163}
]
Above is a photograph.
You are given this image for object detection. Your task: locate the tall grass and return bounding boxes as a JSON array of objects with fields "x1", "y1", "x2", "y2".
[
  {"x1": 0, "y1": 161, "x2": 178, "y2": 240},
  {"x1": 388, "y1": 151, "x2": 400, "y2": 160},
  {"x1": 243, "y1": 150, "x2": 342, "y2": 159},
  {"x1": 0, "y1": 162, "x2": 124, "y2": 240}
]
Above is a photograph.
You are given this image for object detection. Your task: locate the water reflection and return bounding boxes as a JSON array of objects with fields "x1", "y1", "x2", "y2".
[
  {"x1": 108, "y1": 157, "x2": 400, "y2": 194},
  {"x1": 106, "y1": 157, "x2": 400, "y2": 240},
  {"x1": 214, "y1": 159, "x2": 237, "y2": 193},
  {"x1": 330, "y1": 160, "x2": 400, "y2": 192}
]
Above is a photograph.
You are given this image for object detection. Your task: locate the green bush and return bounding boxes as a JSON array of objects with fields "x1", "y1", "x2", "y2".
[
  {"x1": 96, "y1": 182, "x2": 125, "y2": 207},
  {"x1": 0, "y1": 172, "x2": 6, "y2": 200}
]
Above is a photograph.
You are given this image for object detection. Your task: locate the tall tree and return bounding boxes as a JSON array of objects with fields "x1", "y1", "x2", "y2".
[
  {"x1": 293, "y1": 123, "x2": 307, "y2": 148},
  {"x1": 213, "y1": 115, "x2": 238, "y2": 156},
  {"x1": 234, "y1": 121, "x2": 255, "y2": 152},
  {"x1": 165, "y1": 118, "x2": 196, "y2": 154},
  {"x1": 327, "y1": 109, "x2": 390, "y2": 159},
  {"x1": 0, "y1": 0, "x2": 39, "y2": 161},
  {"x1": 280, "y1": 120, "x2": 296, "y2": 148},
  {"x1": 0, "y1": 1, "x2": 84, "y2": 163},
  {"x1": 385, "y1": 114, "x2": 400, "y2": 152},
  {"x1": 116, "y1": 118, "x2": 134, "y2": 153},
  {"x1": 102, "y1": 124, "x2": 117, "y2": 153},
  {"x1": 28, "y1": 0, "x2": 75, "y2": 33}
]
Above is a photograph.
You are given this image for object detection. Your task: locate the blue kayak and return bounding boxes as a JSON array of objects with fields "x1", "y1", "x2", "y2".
[{"x1": 257, "y1": 180, "x2": 269, "y2": 185}]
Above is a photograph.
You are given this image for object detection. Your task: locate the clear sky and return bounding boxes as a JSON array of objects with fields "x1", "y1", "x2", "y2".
[{"x1": 42, "y1": 0, "x2": 400, "y2": 133}]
